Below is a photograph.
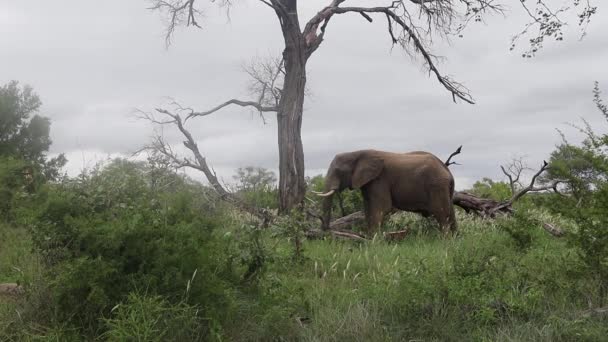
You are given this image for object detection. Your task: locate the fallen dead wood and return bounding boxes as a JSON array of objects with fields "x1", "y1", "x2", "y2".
[
  {"x1": 453, "y1": 191, "x2": 513, "y2": 218},
  {"x1": 0, "y1": 283, "x2": 23, "y2": 297},
  {"x1": 305, "y1": 228, "x2": 367, "y2": 241},
  {"x1": 444, "y1": 149, "x2": 566, "y2": 220},
  {"x1": 581, "y1": 306, "x2": 608, "y2": 317},
  {"x1": 306, "y1": 211, "x2": 410, "y2": 242},
  {"x1": 327, "y1": 211, "x2": 366, "y2": 230},
  {"x1": 383, "y1": 229, "x2": 410, "y2": 242},
  {"x1": 306, "y1": 211, "x2": 367, "y2": 241},
  {"x1": 542, "y1": 222, "x2": 565, "y2": 237}
]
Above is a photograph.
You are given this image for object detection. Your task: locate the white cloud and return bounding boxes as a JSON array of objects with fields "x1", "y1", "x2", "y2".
[{"x1": 3, "y1": 0, "x2": 608, "y2": 191}]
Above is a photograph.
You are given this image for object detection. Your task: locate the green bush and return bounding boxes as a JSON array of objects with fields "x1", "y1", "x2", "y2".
[
  {"x1": 470, "y1": 177, "x2": 512, "y2": 201},
  {"x1": 233, "y1": 166, "x2": 279, "y2": 210},
  {"x1": 0, "y1": 157, "x2": 40, "y2": 222},
  {"x1": 568, "y1": 184, "x2": 608, "y2": 307},
  {"x1": 498, "y1": 211, "x2": 538, "y2": 250},
  {"x1": 29, "y1": 159, "x2": 238, "y2": 336}
]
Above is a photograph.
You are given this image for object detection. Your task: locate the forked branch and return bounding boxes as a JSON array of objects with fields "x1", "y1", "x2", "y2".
[
  {"x1": 303, "y1": 1, "x2": 486, "y2": 104},
  {"x1": 137, "y1": 106, "x2": 273, "y2": 224},
  {"x1": 454, "y1": 159, "x2": 565, "y2": 218},
  {"x1": 185, "y1": 56, "x2": 284, "y2": 123},
  {"x1": 185, "y1": 99, "x2": 278, "y2": 123},
  {"x1": 500, "y1": 156, "x2": 529, "y2": 195},
  {"x1": 507, "y1": 161, "x2": 563, "y2": 204},
  {"x1": 445, "y1": 145, "x2": 462, "y2": 166}
]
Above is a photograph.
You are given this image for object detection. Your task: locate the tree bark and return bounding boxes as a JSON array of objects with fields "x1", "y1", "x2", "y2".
[
  {"x1": 452, "y1": 191, "x2": 514, "y2": 217},
  {"x1": 276, "y1": 10, "x2": 308, "y2": 213},
  {"x1": 277, "y1": 64, "x2": 306, "y2": 213}
]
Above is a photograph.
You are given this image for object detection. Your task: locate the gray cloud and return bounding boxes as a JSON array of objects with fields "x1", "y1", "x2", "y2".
[{"x1": 2, "y1": 0, "x2": 608, "y2": 190}]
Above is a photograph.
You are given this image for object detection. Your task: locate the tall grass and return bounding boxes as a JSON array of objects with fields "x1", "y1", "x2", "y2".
[
  {"x1": 2, "y1": 208, "x2": 607, "y2": 341},
  {"x1": 218, "y1": 211, "x2": 607, "y2": 341}
]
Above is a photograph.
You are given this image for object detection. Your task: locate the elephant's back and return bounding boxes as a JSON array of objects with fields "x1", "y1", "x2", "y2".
[
  {"x1": 386, "y1": 153, "x2": 453, "y2": 191},
  {"x1": 386, "y1": 152, "x2": 447, "y2": 172}
]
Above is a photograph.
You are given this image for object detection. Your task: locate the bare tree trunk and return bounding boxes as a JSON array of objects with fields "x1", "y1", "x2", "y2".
[{"x1": 277, "y1": 28, "x2": 307, "y2": 213}]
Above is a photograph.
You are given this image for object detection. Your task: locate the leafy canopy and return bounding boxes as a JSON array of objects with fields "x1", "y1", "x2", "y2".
[{"x1": 0, "y1": 81, "x2": 66, "y2": 179}]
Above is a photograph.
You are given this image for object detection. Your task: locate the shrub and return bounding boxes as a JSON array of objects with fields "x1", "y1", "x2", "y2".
[
  {"x1": 568, "y1": 184, "x2": 608, "y2": 307},
  {"x1": 498, "y1": 211, "x2": 538, "y2": 250},
  {"x1": 29, "y1": 159, "x2": 238, "y2": 336},
  {"x1": 0, "y1": 157, "x2": 39, "y2": 222}
]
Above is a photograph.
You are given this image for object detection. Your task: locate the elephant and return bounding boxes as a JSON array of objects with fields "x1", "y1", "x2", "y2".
[{"x1": 315, "y1": 149, "x2": 457, "y2": 235}]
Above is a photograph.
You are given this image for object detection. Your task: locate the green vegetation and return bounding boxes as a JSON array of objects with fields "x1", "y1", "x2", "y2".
[{"x1": 1, "y1": 82, "x2": 608, "y2": 340}]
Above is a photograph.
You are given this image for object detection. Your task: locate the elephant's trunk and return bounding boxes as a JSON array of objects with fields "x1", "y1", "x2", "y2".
[{"x1": 321, "y1": 193, "x2": 334, "y2": 230}]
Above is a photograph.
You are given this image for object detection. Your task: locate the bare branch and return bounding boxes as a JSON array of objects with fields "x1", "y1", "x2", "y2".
[
  {"x1": 137, "y1": 105, "x2": 274, "y2": 225},
  {"x1": 303, "y1": 2, "x2": 480, "y2": 103},
  {"x1": 242, "y1": 56, "x2": 286, "y2": 112},
  {"x1": 509, "y1": 160, "x2": 550, "y2": 203},
  {"x1": 186, "y1": 99, "x2": 278, "y2": 122},
  {"x1": 148, "y1": 0, "x2": 202, "y2": 46},
  {"x1": 168, "y1": 56, "x2": 284, "y2": 123},
  {"x1": 148, "y1": 0, "x2": 238, "y2": 46},
  {"x1": 445, "y1": 145, "x2": 462, "y2": 166},
  {"x1": 489, "y1": 160, "x2": 565, "y2": 214},
  {"x1": 500, "y1": 156, "x2": 530, "y2": 195},
  {"x1": 454, "y1": 158, "x2": 566, "y2": 218}
]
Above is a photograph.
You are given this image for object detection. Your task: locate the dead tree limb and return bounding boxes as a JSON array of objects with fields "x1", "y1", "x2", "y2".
[
  {"x1": 384, "y1": 229, "x2": 411, "y2": 242},
  {"x1": 306, "y1": 210, "x2": 410, "y2": 242},
  {"x1": 306, "y1": 228, "x2": 368, "y2": 241},
  {"x1": 445, "y1": 145, "x2": 462, "y2": 166},
  {"x1": 0, "y1": 283, "x2": 23, "y2": 297},
  {"x1": 542, "y1": 222, "x2": 565, "y2": 237},
  {"x1": 328, "y1": 211, "x2": 365, "y2": 230},
  {"x1": 137, "y1": 107, "x2": 273, "y2": 225},
  {"x1": 453, "y1": 160, "x2": 564, "y2": 218},
  {"x1": 500, "y1": 156, "x2": 529, "y2": 194},
  {"x1": 302, "y1": 1, "x2": 494, "y2": 103},
  {"x1": 453, "y1": 191, "x2": 513, "y2": 218}
]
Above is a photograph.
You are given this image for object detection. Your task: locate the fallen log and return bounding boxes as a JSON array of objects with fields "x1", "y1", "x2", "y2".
[
  {"x1": 327, "y1": 211, "x2": 366, "y2": 230},
  {"x1": 581, "y1": 306, "x2": 608, "y2": 317},
  {"x1": 307, "y1": 209, "x2": 410, "y2": 242},
  {"x1": 383, "y1": 229, "x2": 410, "y2": 242},
  {"x1": 452, "y1": 191, "x2": 513, "y2": 218},
  {"x1": 0, "y1": 283, "x2": 23, "y2": 297},
  {"x1": 305, "y1": 228, "x2": 367, "y2": 241}
]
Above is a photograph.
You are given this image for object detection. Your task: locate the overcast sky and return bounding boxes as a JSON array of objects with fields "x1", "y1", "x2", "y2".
[{"x1": 1, "y1": 0, "x2": 607, "y2": 189}]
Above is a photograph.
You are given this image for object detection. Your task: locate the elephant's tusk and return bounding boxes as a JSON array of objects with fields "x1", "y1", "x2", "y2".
[{"x1": 312, "y1": 189, "x2": 335, "y2": 197}]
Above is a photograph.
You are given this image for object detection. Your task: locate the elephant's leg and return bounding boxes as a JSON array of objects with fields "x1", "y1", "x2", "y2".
[
  {"x1": 430, "y1": 195, "x2": 454, "y2": 237},
  {"x1": 362, "y1": 181, "x2": 392, "y2": 236},
  {"x1": 447, "y1": 206, "x2": 458, "y2": 234}
]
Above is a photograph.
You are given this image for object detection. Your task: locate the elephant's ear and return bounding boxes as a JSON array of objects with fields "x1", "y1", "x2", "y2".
[{"x1": 352, "y1": 157, "x2": 383, "y2": 189}]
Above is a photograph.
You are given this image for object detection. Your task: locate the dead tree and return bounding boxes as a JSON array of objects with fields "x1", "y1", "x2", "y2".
[
  {"x1": 453, "y1": 160, "x2": 564, "y2": 218},
  {"x1": 137, "y1": 106, "x2": 273, "y2": 226},
  {"x1": 148, "y1": 0, "x2": 597, "y2": 214}
]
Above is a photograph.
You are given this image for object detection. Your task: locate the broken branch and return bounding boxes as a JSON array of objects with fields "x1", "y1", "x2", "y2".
[
  {"x1": 445, "y1": 145, "x2": 462, "y2": 166},
  {"x1": 185, "y1": 99, "x2": 278, "y2": 122},
  {"x1": 138, "y1": 106, "x2": 273, "y2": 225}
]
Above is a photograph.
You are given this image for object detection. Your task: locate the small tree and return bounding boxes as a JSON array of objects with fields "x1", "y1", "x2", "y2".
[
  {"x1": 0, "y1": 81, "x2": 66, "y2": 180},
  {"x1": 544, "y1": 82, "x2": 608, "y2": 204},
  {"x1": 148, "y1": 0, "x2": 598, "y2": 213},
  {"x1": 233, "y1": 166, "x2": 279, "y2": 209}
]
